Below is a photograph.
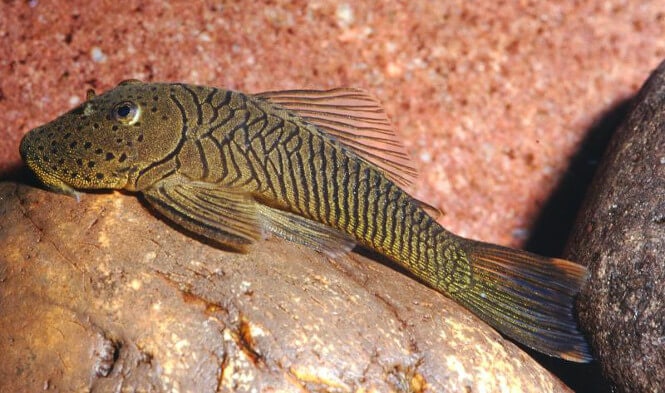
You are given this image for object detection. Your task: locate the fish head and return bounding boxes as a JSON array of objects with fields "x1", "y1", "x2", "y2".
[{"x1": 20, "y1": 80, "x2": 184, "y2": 196}]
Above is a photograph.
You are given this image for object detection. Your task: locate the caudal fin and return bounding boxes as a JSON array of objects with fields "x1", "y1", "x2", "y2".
[{"x1": 453, "y1": 241, "x2": 592, "y2": 362}]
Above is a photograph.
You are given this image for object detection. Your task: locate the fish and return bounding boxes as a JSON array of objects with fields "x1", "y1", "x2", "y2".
[{"x1": 20, "y1": 79, "x2": 591, "y2": 362}]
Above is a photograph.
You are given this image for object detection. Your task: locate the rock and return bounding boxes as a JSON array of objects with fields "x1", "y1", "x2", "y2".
[
  {"x1": 0, "y1": 182, "x2": 571, "y2": 392},
  {"x1": 567, "y1": 60, "x2": 665, "y2": 392}
]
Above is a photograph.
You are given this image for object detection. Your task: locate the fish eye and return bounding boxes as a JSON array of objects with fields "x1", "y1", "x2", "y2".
[{"x1": 112, "y1": 101, "x2": 140, "y2": 125}]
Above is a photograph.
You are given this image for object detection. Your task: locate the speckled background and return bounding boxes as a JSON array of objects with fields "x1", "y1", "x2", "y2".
[{"x1": 2, "y1": 1, "x2": 664, "y2": 248}]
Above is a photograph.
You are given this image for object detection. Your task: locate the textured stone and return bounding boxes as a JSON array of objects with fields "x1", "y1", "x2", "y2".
[
  {"x1": 0, "y1": 183, "x2": 571, "y2": 392},
  {"x1": 567, "y1": 60, "x2": 665, "y2": 392}
]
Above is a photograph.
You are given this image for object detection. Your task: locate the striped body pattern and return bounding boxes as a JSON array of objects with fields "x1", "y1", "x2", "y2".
[
  {"x1": 20, "y1": 80, "x2": 591, "y2": 361},
  {"x1": 153, "y1": 84, "x2": 469, "y2": 292}
]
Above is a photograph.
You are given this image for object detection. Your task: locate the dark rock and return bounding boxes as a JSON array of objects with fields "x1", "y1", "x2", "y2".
[
  {"x1": 567, "y1": 60, "x2": 665, "y2": 392},
  {"x1": 0, "y1": 183, "x2": 571, "y2": 392}
]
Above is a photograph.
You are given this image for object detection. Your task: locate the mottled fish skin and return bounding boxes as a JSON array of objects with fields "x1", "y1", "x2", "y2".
[{"x1": 20, "y1": 80, "x2": 592, "y2": 362}]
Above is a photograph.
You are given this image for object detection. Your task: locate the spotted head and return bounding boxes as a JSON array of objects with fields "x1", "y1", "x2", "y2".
[{"x1": 20, "y1": 80, "x2": 185, "y2": 196}]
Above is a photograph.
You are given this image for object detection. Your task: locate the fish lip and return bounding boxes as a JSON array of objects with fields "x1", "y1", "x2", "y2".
[
  {"x1": 20, "y1": 129, "x2": 131, "y2": 196},
  {"x1": 20, "y1": 135, "x2": 81, "y2": 199},
  {"x1": 23, "y1": 154, "x2": 81, "y2": 200}
]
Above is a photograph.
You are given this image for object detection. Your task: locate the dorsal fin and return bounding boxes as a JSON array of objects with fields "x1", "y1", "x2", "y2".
[{"x1": 255, "y1": 88, "x2": 418, "y2": 188}]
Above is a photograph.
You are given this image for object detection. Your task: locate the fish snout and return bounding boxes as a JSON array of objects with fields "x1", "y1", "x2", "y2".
[
  {"x1": 19, "y1": 127, "x2": 44, "y2": 171},
  {"x1": 19, "y1": 127, "x2": 81, "y2": 198}
]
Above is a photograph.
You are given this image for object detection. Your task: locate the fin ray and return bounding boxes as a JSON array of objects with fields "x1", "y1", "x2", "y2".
[
  {"x1": 143, "y1": 178, "x2": 262, "y2": 248},
  {"x1": 452, "y1": 241, "x2": 592, "y2": 362},
  {"x1": 256, "y1": 88, "x2": 418, "y2": 188},
  {"x1": 416, "y1": 199, "x2": 443, "y2": 220},
  {"x1": 257, "y1": 204, "x2": 356, "y2": 257}
]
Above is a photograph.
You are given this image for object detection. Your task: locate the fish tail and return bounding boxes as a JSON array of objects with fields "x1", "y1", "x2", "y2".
[{"x1": 451, "y1": 241, "x2": 592, "y2": 362}]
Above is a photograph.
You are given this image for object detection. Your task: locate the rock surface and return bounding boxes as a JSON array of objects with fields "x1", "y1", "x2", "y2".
[
  {"x1": 0, "y1": 182, "x2": 572, "y2": 392},
  {"x1": 567, "y1": 61, "x2": 665, "y2": 392}
]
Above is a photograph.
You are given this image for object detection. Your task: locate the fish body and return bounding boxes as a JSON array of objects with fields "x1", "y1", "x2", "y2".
[{"x1": 20, "y1": 80, "x2": 591, "y2": 361}]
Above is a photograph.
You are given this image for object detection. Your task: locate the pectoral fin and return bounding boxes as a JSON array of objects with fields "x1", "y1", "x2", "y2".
[
  {"x1": 143, "y1": 177, "x2": 263, "y2": 249},
  {"x1": 257, "y1": 204, "x2": 356, "y2": 258}
]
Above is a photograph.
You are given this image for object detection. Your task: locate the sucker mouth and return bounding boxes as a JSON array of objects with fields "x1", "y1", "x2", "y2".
[
  {"x1": 24, "y1": 156, "x2": 82, "y2": 201},
  {"x1": 20, "y1": 137, "x2": 79, "y2": 200},
  {"x1": 21, "y1": 130, "x2": 131, "y2": 197}
]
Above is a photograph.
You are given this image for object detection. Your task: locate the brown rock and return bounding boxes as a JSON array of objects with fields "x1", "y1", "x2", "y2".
[
  {"x1": 0, "y1": 182, "x2": 571, "y2": 392},
  {"x1": 567, "y1": 60, "x2": 665, "y2": 392}
]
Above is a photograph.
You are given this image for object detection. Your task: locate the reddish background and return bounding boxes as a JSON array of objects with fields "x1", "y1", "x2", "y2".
[{"x1": 1, "y1": 1, "x2": 664, "y2": 248}]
